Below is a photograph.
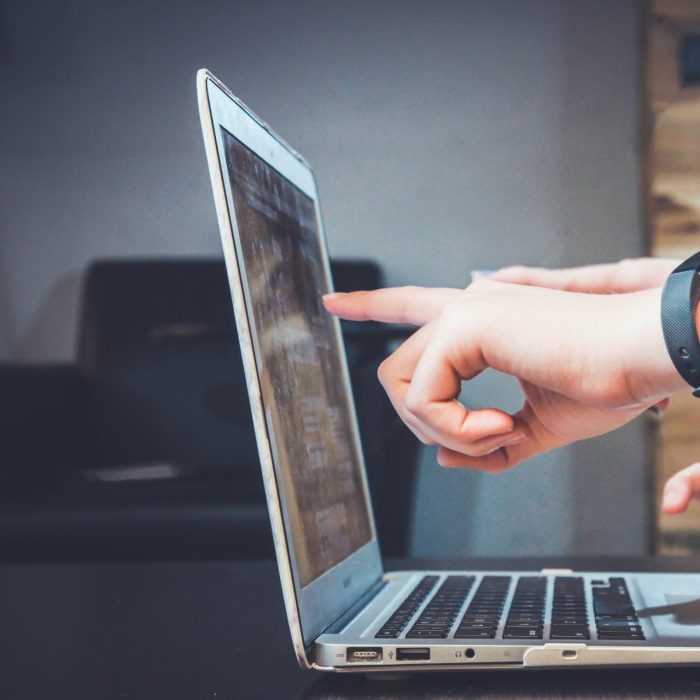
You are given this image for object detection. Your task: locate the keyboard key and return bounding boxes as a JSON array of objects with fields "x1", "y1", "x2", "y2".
[
  {"x1": 596, "y1": 614, "x2": 638, "y2": 622},
  {"x1": 405, "y1": 630, "x2": 448, "y2": 638},
  {"x1": 508, "y1": 615, "x2": 543, "y2": 623},
  {"x1": 502, "y1": 625, "x2": 543, "y2": 639},
  {"x1": 552, "y1": 619, "x2": 588, "y2": 627},
  {"x1": 550, "y1": 624, "x2": 589, "y2": 639},
  {"x1": 594, "y1": 601, "x2": 636, "y2": 617},
  {"x1": 454, "y1": 628, "x2": 497, "y2": 639},
  {"x1": 597, "y1": 631, "x2": 645, "y2": 641},
  {"x1": 596, "y1": 620, "x2": 643, "y2": 631},
  {"x1": 456, "y1": 622, "x2": 496, "y2": 630}
]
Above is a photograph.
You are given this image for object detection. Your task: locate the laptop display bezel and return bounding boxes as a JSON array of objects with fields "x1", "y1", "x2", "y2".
[{"x1": 198, "y1": 71, "x2": 383, "y2": 656}]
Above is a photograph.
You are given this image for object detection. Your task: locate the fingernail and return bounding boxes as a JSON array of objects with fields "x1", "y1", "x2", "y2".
[
  {"x1": 661, "y1": 489, "x2": 683, "y2": 510},
  {"x1": 322, "y1": 292, "x2": 346, "y2": 301},
  {"x1": 663, "y1": 486, "x2": 682, "y2": 508}
]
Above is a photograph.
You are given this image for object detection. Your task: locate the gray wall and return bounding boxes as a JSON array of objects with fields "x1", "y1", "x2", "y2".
[{"x1": 0, "y1": 0, "x2": 648, "y2": 556}]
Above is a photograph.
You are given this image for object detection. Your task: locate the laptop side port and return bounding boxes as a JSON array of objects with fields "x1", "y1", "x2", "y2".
[
  {"x1": 347, "y1": 647, "x2": 383, "y2": 663},
  {"x1": 396, "y1": 647, "x2": 430, "y2": 661}
]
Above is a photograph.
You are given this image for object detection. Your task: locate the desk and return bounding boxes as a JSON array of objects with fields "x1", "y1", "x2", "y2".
[{"x1": 3, "y1": 557, "x2": 700, "y2": 699}]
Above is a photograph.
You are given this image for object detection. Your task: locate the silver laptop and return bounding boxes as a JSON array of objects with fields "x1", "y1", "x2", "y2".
[{"x1": 197, "y1": 68, "x2": 700, "y2": 671}]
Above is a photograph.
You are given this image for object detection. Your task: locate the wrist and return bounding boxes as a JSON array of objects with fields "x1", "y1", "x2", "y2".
[{"x1": 620, "y1": 287, "x2": 688, "y2": 404}]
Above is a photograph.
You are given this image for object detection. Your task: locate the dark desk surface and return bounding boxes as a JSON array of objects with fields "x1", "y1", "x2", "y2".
[{"x1": 4, "y1": 556, "x2": 700, "y2": 699}]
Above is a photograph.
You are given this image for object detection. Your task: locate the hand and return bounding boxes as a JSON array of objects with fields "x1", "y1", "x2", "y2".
[
  {"x1": 494, "y1": 258, "x2": 697, "y2": 510},
  {"x1": 324, "y1": 280, "x2": 686, "y2": 472},
  {"x1": 662, "y1": 465, "x2": 700, "y2": 514},
  {"x1": 487, "y1": 257, "x2": 680, "y2": 294},
  {"x1": 488, "y1": 258, "x2": 681, "y2": 416}
]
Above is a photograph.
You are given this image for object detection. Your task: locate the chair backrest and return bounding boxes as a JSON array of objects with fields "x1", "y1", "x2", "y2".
[
  {"x1": 77, "y1": 257, "x2": 418, "y2": 555},
  {"x1": 78, "y1": 258, "x2": 254, "y2": 473}
]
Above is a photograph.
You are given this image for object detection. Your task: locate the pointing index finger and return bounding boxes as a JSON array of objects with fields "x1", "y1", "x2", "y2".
[{"x1": 323, "y1": 286, "x2": 463, "y2": 326}]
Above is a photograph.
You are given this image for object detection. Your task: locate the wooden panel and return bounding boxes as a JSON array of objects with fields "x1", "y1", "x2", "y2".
[{"x1": 648, "y1": 0, "x2": 700, "y2": 554}]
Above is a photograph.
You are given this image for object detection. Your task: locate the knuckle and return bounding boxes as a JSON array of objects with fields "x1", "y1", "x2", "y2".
[
  {"x1": 376, "y1": 358, "x2": 391, "y2": 386},
  {"x1": 392, "y1": 287, "x2": 418, "y2": 324},
  {"x1": 403, "y1": 390, "x2": 427, "y2": 418},
  {"x1": 438, "y1": 300, "x2": 467, "y2": 326}
]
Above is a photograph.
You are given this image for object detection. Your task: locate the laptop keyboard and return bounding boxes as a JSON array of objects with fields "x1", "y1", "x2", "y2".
[
  {"x1": 454, "y1": 575, "x2": 509, "y2": 639},
  {"x1": 376, "y1": 574, "x2": 645, "y2": 642},
  {"x1": 405, "y1": 575, "x2": 475, "y2": 638}
]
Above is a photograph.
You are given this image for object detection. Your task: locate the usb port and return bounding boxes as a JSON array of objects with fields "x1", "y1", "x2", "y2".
[
  {"x1": 396, "y1": 647, "x2": 430, "y2": 661},
  {"x1": 347, "y1": 647, "x2": 383, "y2": 663}
]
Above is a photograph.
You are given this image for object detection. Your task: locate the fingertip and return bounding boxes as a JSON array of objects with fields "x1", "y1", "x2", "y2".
[
  {"x1": 661, "y1": 502, "x2": 683, "y2": 515},
  {"x1": 437, "y1": 446, "x2": 467, "y2": 469},
  {"x1": 322, "y1": 291, "x2": 367, "y2": 320},
  {"x1": 662, "y1": 480, "x2": 691, "y2": 515},
  {"x1": 322, "y1": 292, "x2": 346, "y2": 309},
  {"x1": 435, "y1": 446, "x2": 510, "y2": 473},
  {"x1": 661, "y1": 499, "x2": 686, "y2": 515},
  {"x1": 436, "y1": 446, "x2": 464, "y2": 469}
]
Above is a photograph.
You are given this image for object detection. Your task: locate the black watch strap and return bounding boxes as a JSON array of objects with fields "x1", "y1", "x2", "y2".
[{"x1": 661, "y1": 251, "x2": 700, "y2": 397}]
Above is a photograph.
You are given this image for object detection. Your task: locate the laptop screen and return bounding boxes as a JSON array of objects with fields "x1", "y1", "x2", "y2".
[{"x1": 222, "y1": 128, "x2": 373, "y2": 587}]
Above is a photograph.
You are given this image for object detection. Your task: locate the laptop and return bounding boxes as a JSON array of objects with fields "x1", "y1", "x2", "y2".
[{"x1": 197, "y1": 68, "x2": 700, "y2": 671}]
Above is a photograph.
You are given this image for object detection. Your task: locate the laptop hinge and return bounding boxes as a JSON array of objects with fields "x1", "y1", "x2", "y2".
[
  {"x1": 321, "y1": 578, "x2": 388, "y2": 635},
  {"x1": 540, "y1": 568, "x2": 574, "y2": 575}
]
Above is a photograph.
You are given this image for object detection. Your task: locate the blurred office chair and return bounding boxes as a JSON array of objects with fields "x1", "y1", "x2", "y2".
[{"x1": 0, "y1": 258, "x2": 419, "y2": 561}]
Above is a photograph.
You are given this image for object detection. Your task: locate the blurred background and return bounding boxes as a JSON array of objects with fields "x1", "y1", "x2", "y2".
[
  {"x1": 0, "y1": 0, "x2": 697, "y2": 563},
  {"x1": 649, "y1": 0, "x2": 700, "y2": 555}
]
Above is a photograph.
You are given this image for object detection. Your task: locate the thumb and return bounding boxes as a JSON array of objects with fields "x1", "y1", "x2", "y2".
[{"x1": 662, "y1": 463, "x2": 700, "y2": 514}]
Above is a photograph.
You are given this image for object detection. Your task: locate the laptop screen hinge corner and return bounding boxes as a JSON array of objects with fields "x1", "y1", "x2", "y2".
[{"x1": 321, "y1": 576, "x2": 387, "y2": 636}]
